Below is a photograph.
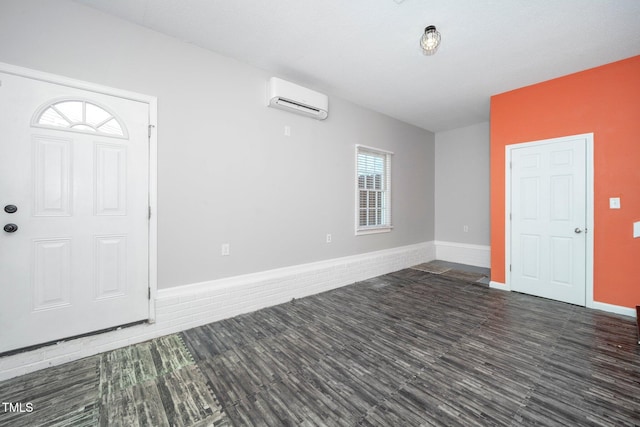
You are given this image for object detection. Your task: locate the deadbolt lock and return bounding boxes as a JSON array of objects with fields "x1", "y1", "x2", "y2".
[{"x1": 3, "y1": 223, "x2": 18, "y2": 233}]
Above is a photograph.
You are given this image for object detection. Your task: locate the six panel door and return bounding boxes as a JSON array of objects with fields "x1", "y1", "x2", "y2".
[
  {"x1": 0, "y1": 72, "x2": 150, "y2": 353},
  {"x1": 510, "y1": 136, "x2": 587, "y2": 306}
]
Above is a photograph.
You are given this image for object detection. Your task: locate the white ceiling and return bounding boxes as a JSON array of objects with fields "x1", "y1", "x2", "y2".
[{"x1": 74, "y1": 0, "x2": 640, "y2": 132}]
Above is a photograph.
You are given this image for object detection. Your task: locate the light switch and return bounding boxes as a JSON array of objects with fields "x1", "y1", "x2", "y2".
[
  {"x1": 609, "y1": 197, "x2": 621, "y2": 209},
  {"x1": 634, "y1": 221, "x2": 640, "y2": 238}
]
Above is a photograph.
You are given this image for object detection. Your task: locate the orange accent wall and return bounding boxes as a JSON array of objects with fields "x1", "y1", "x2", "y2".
[{"x1": 490, "y1": 55, "x2": 640, "y2": 308}]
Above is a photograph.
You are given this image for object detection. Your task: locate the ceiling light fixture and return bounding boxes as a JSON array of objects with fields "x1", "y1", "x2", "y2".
[{"x1": 420, "y1": 25, "x2": 441, "y2": 56}]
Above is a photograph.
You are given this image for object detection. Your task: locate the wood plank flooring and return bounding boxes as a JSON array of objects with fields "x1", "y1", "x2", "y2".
[
  {"x1": 182, "y1": 267, "x2": 640, "y2": 426},
  {"x1": 0, "y1": 335, "x2": 227, "y2": 426},
  {"x1": 1, "y1": 263, "x2": 639, "y2": 426}
]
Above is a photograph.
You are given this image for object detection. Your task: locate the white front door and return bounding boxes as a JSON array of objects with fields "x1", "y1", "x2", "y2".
[
  {"x1": 510, "y1": 135, "x2": 587, "y2": 305},
  {"x1": 0, "y1": 71, "x2": 150, "y2": 353}
]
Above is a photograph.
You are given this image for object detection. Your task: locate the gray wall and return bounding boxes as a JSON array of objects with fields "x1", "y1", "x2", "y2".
[
  {"x1": 0, "y1": 0, "x2": 435, "y2": 289},
  {"x1": 435, "y1": 122, "x2": 490, "y2": 246}
]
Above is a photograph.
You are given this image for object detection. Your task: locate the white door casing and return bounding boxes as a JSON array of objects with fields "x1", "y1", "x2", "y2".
[
  {"x1": 0, "y1": 66, "x2": 157, "y2": 354},
  {"x1": 506, "y1": 134, "x2": 594, "y2": 306}
]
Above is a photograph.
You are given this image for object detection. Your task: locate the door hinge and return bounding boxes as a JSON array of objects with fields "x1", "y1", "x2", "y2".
[
  {"x1": 509, "y1": 212, "x2": 512, "y2": 221},
  {"x1": 509, "y1": 264, "x2": 512, "y2": 272},
  {"x1": 148, "y1": 287, "x2": 151, "y2": 300},
  {"x1": 148, "y1": 206, "x2": 151, "y2": 219},
  {"x1": 148, "y1": 124, "x2": 155, "y2": 138}
]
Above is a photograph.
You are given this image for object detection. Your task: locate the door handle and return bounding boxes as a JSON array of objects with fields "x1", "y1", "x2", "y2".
[
  {"x1": 574, "y1": 227, "x2": 583, "y2": 234},
  {"x1": 3, "y1": 223, "x2": 18, "y2": 233},
  {"x1": 4, "y1": 205, "x2": 17, "y2": 214}
]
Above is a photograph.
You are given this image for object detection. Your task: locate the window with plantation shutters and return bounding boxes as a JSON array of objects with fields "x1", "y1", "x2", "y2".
[{"x1": 355, "y1": 145, "x2": 392, "y2": 235}]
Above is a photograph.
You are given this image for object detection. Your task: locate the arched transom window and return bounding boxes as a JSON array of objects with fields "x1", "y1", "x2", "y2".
[{"x1": 32, "y1": 99, "x2": 128, "y2": 138}]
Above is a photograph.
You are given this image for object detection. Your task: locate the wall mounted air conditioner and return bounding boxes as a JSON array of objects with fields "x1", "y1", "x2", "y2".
[{"x1": 267, "y1": 77, "x2": 328, "y2": 120}]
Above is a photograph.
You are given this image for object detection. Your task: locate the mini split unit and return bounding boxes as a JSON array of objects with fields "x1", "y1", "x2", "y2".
[{"x1": 267, "y1": 77, "x2": 328, "y2": 120}]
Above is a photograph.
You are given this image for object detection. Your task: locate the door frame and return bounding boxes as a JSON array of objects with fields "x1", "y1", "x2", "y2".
[
  {"x1": 505, "y1": 133, "x2": 594, "y2": 308},
  {"x1": 0, "y1": 61, "x2": 158, "y2": 322}
]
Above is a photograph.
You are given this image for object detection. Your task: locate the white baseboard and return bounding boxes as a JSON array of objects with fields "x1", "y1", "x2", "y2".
[
  {"x1": 434, "y1": 240, "x2": 490, "y2": 268},
  {"x1": 489, "y1": 280, "x2": 510, "y2": 291},
  {"x1": 155, "y1": 241, "x2": 435, "y2": 330},
  {"x1": 490, "y1": 281, "x2": 635, "y2": 319},
  {"x1": 0, "y1": 241, "x2": 435, "y2": 381},
  {"x1": 589, "y1": 301, "x2": 637, "y2": 318}
]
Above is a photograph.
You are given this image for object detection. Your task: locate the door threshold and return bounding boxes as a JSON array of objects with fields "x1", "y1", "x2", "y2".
[{"x1": 0, "y1": 320, "x2": 148, "y2": 358}]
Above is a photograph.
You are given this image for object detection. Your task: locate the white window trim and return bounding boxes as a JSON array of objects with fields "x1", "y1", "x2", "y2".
[
  {"x1": 31, "y1": 96, "x2": 129, "y2": 139},
  {"x1": 355, "y1": 144, "x2": 393, "y2": 236}
]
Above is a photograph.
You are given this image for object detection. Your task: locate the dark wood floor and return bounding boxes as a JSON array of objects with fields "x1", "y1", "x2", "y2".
[
  {"x1": 2, "y1": 264, "x2": 639, "y2": 426},
  {"x1": 182, "y1": 268, "x2": 640, "y2": 426},
  {"x1": 0, "y1": 335, "x2": 227, "y2": 426}
]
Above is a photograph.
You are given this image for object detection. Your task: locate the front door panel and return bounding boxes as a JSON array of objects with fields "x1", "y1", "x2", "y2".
[{"x1": 0, "y1": 72, "x2": 150, "y2": 353}]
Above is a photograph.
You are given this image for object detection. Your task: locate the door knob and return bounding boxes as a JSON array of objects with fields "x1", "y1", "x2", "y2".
[
  {"x1": 4, "y1": 205, "x2": 17, "y2": 214},
  {"x1": 3, "y1": 223, "x2": 18, "y2": 233},
  {"x1": 574, "y1": 227, "x2": 583, "y2": 234}
]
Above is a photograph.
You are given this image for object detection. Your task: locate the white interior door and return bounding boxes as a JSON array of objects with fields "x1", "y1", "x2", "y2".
[
  {"x1": 0, "y1": 71, "x2": 150, "y2": 353},
  {"x1": 510, "y1": 136, "x2": 587, "y2": 305}
]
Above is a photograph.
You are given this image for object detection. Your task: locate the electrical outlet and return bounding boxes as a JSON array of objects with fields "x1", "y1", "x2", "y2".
[
  {"x1": 284, "y1": 125, "x2": 291, "y2": 136},
  {"x1": 326, "y1": 234, "x2": 332, "y2": 243},
  {"x1": 221, "y1": 243, "x2": 230, "y2": 256},
  {"x1": 609, "y1": 197, "x2": 621, "y2": 209},
  {"x1": 463, "y1": 225, "x2": 469, "y2": 232}
]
